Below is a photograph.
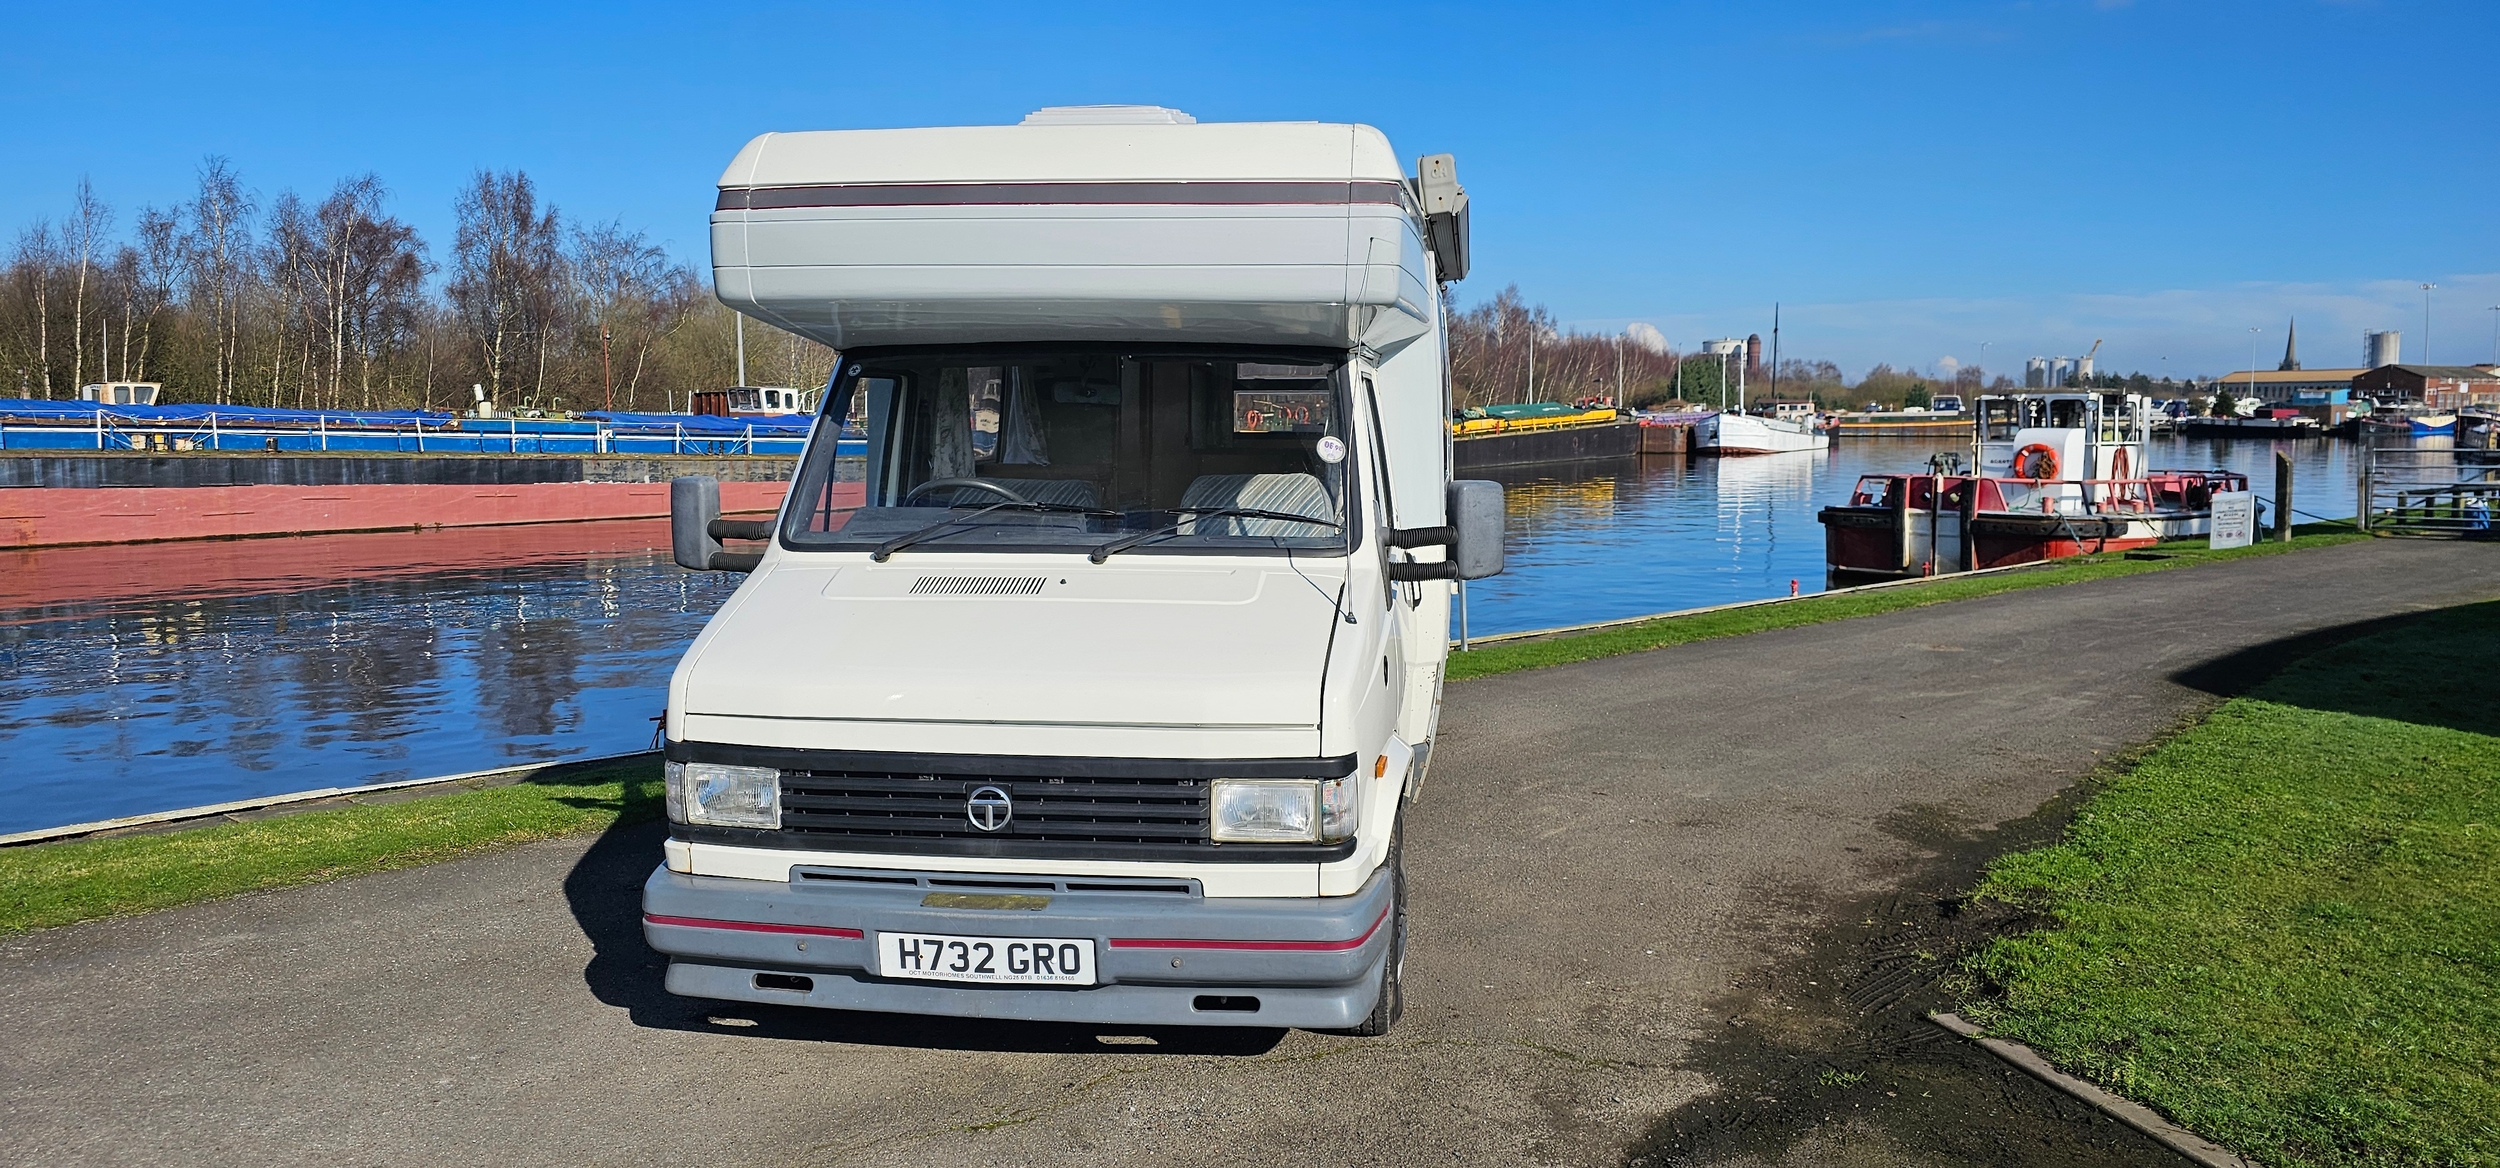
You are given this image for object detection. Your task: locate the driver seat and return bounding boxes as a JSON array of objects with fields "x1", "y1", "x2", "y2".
[{"x1": 935, "y1": 478, "x2": 1101, "y2": 509}]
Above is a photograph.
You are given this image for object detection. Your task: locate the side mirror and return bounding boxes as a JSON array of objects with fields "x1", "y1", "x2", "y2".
[
  {"x1": 1416, "y1": 154, "x2": 1469, "y2": 282},
  {"x1": 1384, "y1": 480, "x2": 1505, "y2": 581},
  {"x1": 1448, "y1": 479, "x2": 1504, "y2": 579},
  {"x1": 671, "y1": 476, "x2": 767, "y2": 572},
  {"x1": 671, "y1": 476, "x2": 722, "y2": 570}
]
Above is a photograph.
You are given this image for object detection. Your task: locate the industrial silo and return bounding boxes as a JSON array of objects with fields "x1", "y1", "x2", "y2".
[
  {"x1": 2365, "y1": 330, "x2": 2401, "y2": 368},
  {"x1": 2026, "y1": 357, "x2": 2048, "y2": 388}
]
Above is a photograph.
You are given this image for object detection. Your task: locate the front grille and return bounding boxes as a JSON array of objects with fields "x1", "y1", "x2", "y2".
[{"x1": 778, "y1": 772, "x2": 1209, "y2": 847}]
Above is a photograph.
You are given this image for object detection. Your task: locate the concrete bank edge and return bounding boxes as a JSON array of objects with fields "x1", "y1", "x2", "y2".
[{"x1": 1929, "y1": 1012, "x2": 2263, "y2": 1168}]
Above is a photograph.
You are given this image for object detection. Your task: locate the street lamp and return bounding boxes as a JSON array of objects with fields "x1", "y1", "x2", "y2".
[
  {"x1": 2487, "y1": 305, "x2": 2499, "y2": 366},
  {"x1": 2421, "y1": 283, "x2": 2437, "y2": 364},
  {"x1": 2247, "y1": 326, "x2": 2262, "y2": 414}
]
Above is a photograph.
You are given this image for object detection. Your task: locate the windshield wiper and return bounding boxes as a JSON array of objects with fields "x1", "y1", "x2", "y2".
[
  {"x1": 1086, "y1": 507, "x2": 1343, "y2": 564},
  {"x1": 869, "y1": 500, "x2": 1117, "y2": 562}
]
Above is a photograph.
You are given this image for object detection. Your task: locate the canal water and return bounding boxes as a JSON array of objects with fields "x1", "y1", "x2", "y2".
[
  {"x1": 1463, "y1": 433, "x2": 2370, "y2": 640},
  {"x1": 0, "y1": 434, "x2": 2374, "y2": 833}
]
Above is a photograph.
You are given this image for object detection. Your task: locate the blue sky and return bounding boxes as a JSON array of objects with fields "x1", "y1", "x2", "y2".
[{"x1": 4, "y1": 0, "x2": 2492, "y2": 380}]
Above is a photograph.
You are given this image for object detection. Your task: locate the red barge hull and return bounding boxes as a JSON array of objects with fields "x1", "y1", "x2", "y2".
[{"x1": 0, "y1": 453, "x2": 844, "y2": 550}]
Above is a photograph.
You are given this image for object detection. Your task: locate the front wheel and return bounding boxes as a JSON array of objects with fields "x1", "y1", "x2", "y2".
[{"x1": 1343, "y1": 820, "x2": 1406, "y2": 1037}]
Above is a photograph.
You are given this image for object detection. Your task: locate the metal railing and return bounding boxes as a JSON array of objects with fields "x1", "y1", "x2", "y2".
[{"x1": 2360, "y1": 445, "x2": 2499, "y2": 537}]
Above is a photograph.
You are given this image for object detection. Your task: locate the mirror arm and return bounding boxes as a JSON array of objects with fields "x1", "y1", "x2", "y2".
[
  {"x1": 1385, "y1": 525, "x2": 1456, "y2": 549},
  {"x1": 707, "y1": 552, "x2": 764, "y2": 572},
  {"x1": 708, "y1": 517, "x2": 774, "y2": 542},
  {"x1": 1386, "y1": 560, "x2": 1459, "y2": 582}
]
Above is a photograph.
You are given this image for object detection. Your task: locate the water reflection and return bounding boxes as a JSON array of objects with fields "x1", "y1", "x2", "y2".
[
  {"x1": 0, "y1": 523, "x2": 738, "y2": 834},
  {"x1": 1461, "y1": 435, "x2": 2370, "y2": 639}
]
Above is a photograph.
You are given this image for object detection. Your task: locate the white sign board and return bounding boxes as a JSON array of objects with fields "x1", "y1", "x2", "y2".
[{"x1": 2209, "y1": 491, "x2": 2256, "y2": 550}]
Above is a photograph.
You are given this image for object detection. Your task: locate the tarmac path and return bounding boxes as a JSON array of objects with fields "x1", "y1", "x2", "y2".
[{"x1": 5, "y1": 538, "x2": 2493, "y2": 1167}]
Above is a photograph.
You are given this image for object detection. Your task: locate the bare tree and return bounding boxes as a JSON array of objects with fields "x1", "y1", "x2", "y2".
[
  {"x1": 182, "y1": 157, "x2": 255, "y2": 402},
  {"x1": 263, "y1": 191, "x2": 315, "y2": 406},
  {"x1": 569, "y1": 219, "x2": 690, "y2": 411},
  {"x1": 128, "y1": 206, "x2": 181, "y2": 380},
  {"x1": 10, "y1": 223, "x2": 59, "y2": 396},
  {"x1": 448, "y1": 170, "x2": 564, "y2": 406},
  {"x1": 301, "y1": 175, "x2": 427, "y2": 408},
  {"x1": 64, "y1": 179, "x2": 112, "y2": 392}
]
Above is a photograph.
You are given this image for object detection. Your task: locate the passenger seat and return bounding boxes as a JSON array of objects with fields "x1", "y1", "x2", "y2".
[{"x1": 1179, "y1": 473, "x2": 1334, "y2": 536}]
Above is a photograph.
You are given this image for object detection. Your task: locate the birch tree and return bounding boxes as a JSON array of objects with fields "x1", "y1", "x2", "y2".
[
  {"x1": 448, "y1": 170, "x2": 563, "y2": 406},
  {"x1": 64, "y1": 179, "x2": 111, "y2": 391},
  {"x1": 182, "y1": 158, "x2": 254, "y2": 402}
]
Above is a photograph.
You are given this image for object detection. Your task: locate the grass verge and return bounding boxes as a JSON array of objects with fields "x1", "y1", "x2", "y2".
[
  {"x1": 1963, "y1": 601, "x2": 2500, "y2": 1167},
  {"x1": 1446, "y1": 522, "x2": 2367, "y2": 681},
  {"x1": 0, "y1": 757, "x2": 661, "y2": 935}
]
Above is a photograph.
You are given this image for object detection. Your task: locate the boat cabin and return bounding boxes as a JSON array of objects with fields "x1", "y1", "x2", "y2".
[
  {"x1": 77, "y1": 382, "x2": 161, "y2": 406},
  {"x1": 1973, "y1": 390, "x2": 2149, "y2": 486},
  {"x1": 691, "y1": 385, "x2": 815, "y2": 417}
]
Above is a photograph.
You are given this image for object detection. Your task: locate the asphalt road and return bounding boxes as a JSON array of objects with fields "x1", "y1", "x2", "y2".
[{"x1": 6, "y1": 539, "x2": 2493, "y2": 1167}]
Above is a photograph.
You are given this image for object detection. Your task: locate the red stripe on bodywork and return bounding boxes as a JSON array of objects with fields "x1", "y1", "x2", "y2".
[
  {"x1": 1107, "y1": 905, "x2": 1391, "y2": 952},
  {"x1": 643, "y1": 913, "x2": 863, "y2": 939}
]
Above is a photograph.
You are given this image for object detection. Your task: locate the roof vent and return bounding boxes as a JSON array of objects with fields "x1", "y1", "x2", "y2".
[{"x1": 1020, "y1": 105, "x2": 1197, "y2": 126}]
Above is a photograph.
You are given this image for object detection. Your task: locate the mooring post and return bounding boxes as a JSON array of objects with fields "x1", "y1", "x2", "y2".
[
  {"x1": 2357, "y1": 450, "x2": 2373, "y2": 533},
  {"x1": 2274, "y1": 450, "x2": 2293, "y2": 542}
]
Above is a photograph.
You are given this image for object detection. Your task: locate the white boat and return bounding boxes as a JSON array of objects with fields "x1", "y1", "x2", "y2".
[{"x1": 1694, "y1": 410, "x2": 1829, "y2": 455}]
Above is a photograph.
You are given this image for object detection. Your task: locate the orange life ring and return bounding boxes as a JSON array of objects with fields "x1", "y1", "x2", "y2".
[{"x1": 2013, "y1": 443, "x2": 2060, "y2": 480}]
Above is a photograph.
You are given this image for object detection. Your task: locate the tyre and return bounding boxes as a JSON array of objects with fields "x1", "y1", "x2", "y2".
[{"x1": 1343, "y1": 819, "x2": 1406, "y2": 1037}]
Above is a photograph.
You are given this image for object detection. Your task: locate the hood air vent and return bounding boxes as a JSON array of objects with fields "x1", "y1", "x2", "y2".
[{"x1": 908, "y1": 575, "x2": 1049, "y2": 596}]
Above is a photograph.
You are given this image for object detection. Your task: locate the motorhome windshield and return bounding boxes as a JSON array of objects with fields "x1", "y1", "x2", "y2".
[{"x1": 781, "y1": 349, "x2": 1354, "y2": 556}]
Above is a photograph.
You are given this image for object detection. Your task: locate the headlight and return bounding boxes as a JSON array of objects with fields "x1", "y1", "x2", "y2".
[
  {"x1": 1210, "y1": 777, "x2": 1358, "y2": 844},
  {"x1": 664, "y1": 760, "x2": 781, "y2": 829}
]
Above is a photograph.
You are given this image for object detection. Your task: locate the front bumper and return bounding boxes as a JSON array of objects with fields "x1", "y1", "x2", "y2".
[{"x1": 641, "y1": 863, "x2": 1393, "y2": 1029}]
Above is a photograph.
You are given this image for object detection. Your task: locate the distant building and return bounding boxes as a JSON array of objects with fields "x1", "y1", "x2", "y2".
[
  {"x1": 1744, "y1": 334, "x2": 1763, "y2": 380},
  {"x1": 1692, "y1": 338, "x2": 1749, "y2": 395},
  {"x1": 2364, "y1": 330, "x2": 2401, "y2": 369},
  {"x1": 2211, "y1": 368, "x2": 2370, "y2": 405},
  {"x1": 2350, "y1": 364, "x2": 2500, "y2": 409},
  {"x1": 2278, "y1": 318, "x2": 2301, "y2": 371},
  {"x1": 2025, "y1": 357, "x2": 2048, "y2": 388}
]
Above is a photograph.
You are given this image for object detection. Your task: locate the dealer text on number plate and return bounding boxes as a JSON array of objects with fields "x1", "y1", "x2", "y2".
[{"x1": 876, "y1": 932, "x2": 1097, "y2": 985}]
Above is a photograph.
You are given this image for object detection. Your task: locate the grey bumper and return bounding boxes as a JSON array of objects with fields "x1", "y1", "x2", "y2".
[{"x1": 641, "y1": 864, "x2": 1393, "y2": 1030}]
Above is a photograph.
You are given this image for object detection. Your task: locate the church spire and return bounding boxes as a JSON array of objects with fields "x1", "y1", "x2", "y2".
[{"x1": 2279, "y1": 317, "x2": 2301, "y2": 371}]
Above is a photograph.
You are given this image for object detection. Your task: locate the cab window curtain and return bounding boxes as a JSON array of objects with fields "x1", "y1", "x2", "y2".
[
  {"x1": 1001, "y1": 368, "x2": 1050, "y2": 465},
  {"x1": 930, "y1": 367, "x2": 976, "y2": 479}
]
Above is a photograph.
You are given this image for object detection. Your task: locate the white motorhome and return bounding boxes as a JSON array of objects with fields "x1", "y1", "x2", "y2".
[{"x1": 647, "y1": 107, "x2": 1502, "y2": 1035}]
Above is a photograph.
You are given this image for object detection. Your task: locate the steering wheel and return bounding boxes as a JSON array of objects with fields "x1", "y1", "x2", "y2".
[{"x1": 904, "y1": 477, "x2": 1030, "y2": 506}]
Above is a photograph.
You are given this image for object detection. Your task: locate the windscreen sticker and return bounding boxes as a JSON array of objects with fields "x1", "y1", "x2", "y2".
[
  {"x1": 1315, "y1": 435, "x2": 1348, "y2": 463},
  {"x1": 1234, "y1": 389, "x2": 1333, "y2": 434}
]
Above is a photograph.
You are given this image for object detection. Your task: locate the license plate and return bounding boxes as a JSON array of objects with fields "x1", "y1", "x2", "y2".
[{"x1": 876, "y1": 931, "x2": 1097, "y2": 986}]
